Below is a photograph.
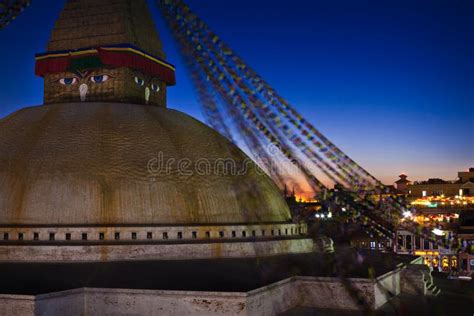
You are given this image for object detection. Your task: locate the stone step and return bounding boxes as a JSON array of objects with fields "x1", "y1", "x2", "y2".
[
  {"x1": 425, "y1": 282, "x2": 441, "y2": 296},
  {"x1": 429, "y1": 287, "x2": 441, "y2": 297}
]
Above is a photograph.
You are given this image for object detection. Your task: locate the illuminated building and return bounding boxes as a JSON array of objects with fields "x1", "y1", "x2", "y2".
[
  {"x1": 407, "y1": 168, "x2": 474, "y2": 198},
  {"x1": 395, "y1": 230, "x2": 458, "y2": 272},
  {"x1": 283, "y1": 185, "x2": 321, "y2": 220},
  {"x1": 394, "y1": 174, "x2": 411, "y2": 193}
]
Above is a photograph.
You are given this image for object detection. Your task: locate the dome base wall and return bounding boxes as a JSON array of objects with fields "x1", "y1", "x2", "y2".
[{"x1": 0, "y1": 238, "x2": 314, "y2": 262}]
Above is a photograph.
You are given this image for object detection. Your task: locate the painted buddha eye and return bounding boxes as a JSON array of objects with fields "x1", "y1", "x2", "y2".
[
  {"x1": 151, "y1": 83, "x2": 160, "y2": 92},
  {"x1": 90, "y1": 75, "x2": 109, "y2": 83},
  {"x1": 59, "y1": 78, "x2": 77, "y2": 86},
  {"x1": 134, "y1": 76, "x2": 145, "y2": 87}
]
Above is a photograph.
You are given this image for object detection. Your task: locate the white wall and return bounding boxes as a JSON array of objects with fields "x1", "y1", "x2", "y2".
[{"x1": 0, "y1": 271, "x2": 405, "y2": 315}]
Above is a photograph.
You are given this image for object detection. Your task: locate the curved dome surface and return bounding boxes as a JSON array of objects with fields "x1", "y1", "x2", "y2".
[{"x1": 0, "y1": 103, "x2": 290, "y2": 225}]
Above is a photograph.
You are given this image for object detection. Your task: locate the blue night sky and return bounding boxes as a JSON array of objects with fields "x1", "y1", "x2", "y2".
[{"x1": 0, "y1": 0, "x2": 472, "y2": 184}]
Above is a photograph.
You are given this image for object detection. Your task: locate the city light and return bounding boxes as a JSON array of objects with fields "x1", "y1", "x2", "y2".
[
  {"x1": 411, "y1": 196, "x2": 474, "y2": 208},
  {"x1": 432, "y1": 228, "x2": 445, "y2": 236}
]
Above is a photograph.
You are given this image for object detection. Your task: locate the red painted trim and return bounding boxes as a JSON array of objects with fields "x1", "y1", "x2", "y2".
[
  {"x1": 35, "y1": 57, "x2": 70, "y2": 77},
  {"x1": 98, "y1": 49, "x2": 176, "y2": 85},
  {"x1": 35, "y1": 50, "x2": 176, "y2": 86}
]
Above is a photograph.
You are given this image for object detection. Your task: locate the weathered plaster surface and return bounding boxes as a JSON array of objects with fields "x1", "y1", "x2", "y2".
[
  {"x1": 0, "y1": 238, "x2": 314, "y2": 262},
  {"x1": 0, "y1": 271, "x2": 406, "y2": 316},
  {"x1": 0, "y1": 295, "x2": 35, "y2": 316}
]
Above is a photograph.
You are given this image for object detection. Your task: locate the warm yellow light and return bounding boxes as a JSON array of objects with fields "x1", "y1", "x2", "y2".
[
  {"x1": 451, "y1": 256, "x2": 458, "y2": 268},
  {"x1": 424, "y1": 257, "x2": 430, "y2": 266},
  {"x1": 415, "y1": 251, "x2": 439, "y2": 256},
  {"x1": 442, "y1": 257, "x2": 449, "y2": 270}
]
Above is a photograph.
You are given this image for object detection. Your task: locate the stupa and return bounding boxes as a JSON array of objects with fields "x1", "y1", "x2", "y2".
[{"x1": 0, "y1": 0, "x2": 313, "y2": 262}]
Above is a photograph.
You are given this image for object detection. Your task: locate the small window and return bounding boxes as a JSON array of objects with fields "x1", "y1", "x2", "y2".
[
  {"x1": 49, "y1": 233, "x2": 55, "y2": 241},
  {"x1": 65, "y1": 233, "x2": 71, "y2": 241},
  {"x1": 115, "y1": 232, "x2": 120, "y2": 240},
  {"x1": 232, "y1": 231, "x2": 236, "y2": 238},
  {"x1": 163, "y1": 232, "x2": 168, "y2": 240},
  {"x1": 423, "y1": 239, "x2": 429, "y2": 250},
  {"x1": 271, "y1": 230, "x2": 275, "y2": 236},
  {"x1": 99, "y1": 233, "x2": 105, "y2": 240},
  {"x1": 242, "y1": 231, "x2": 247, "y2": 237},
  {"x1": 285, "y1": 229, "x2": 288, "y2": 235},
  {"x1": 415, "y1": 236, "x2": 421, "y2": 250},
  {"x1": 205, "y1": 232, "x2": 211, "y2": 238},
  {"x1": 34, "y1": 232, "x2": 39, "y2": 241},
  {"x1": 131, "y1": 232, "x2": 137, "y2": 240},
  {"x1": 397, "y1": 235, "x2": 403, "y2": 249},
  {"x1": 18, "y1": 233, "x2": 24, "y2": 241},
  {"x1": 252, "y1": 230, "x2": 256, "y2": 237},
  {"x1": 219, "y1": 231, "x2": 224, "y2": 238},
  {"x1": 3, "y1": 233, "x2": 9, "y2": 240},
  {"x1": 262, "y1": 230, "x2": 265, "y2": 236},
  {"x1": 147, "y1": 232, "x2": 153, "y2": 240},
  {"x1": 278, "y1": 229, "x2": 281, "y2": 236},
  {"x1": 192, "y1": 231, "x2": 197, "y2": 239},
  {"x1": 406, "y1": 235, "x2": 412, "y2": 250},
  {"x1": 177, "y1": 232, "x2": 183, "y2": 239},
  {"x1": 82, "y1": 233, "x2": 88, "y2": 241}
]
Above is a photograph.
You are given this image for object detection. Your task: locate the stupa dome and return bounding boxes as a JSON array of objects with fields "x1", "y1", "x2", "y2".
[{"x1": 0, "y1": 102, "x2": 290, "y2": 225}]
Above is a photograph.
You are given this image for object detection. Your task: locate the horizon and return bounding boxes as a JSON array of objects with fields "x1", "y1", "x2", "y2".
[{"x1": 0, "y1": 0, "x2": 472, "y2": 186}]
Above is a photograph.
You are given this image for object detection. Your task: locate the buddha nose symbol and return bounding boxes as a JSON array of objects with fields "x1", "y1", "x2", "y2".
[
  {"x1": 145, "y1": 86, "x2": 151, "y2": 104},
  {"x1": 79, "y1": 84, "x2": 88, "y2": 102}
]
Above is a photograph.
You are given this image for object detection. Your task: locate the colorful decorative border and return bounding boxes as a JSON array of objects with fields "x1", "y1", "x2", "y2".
[{"x1": 35, "y1": 44, "x2": 176, "y2": 85}]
